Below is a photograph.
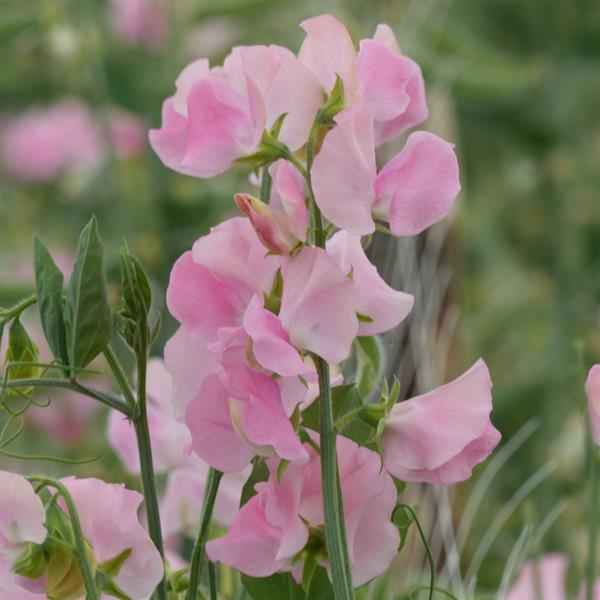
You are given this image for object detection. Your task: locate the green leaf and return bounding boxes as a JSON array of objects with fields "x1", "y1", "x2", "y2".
[
  {"x1": 4, "y1": 318, "x2": 41, "y2": 395},
  {"x1": 34, "y1": 236, "x2": 68, "y2": 367},
  {"x1": 64, "y1": 217, "x2": 112, "y2": 368},
  {"x1": 354, "y1": 336, "x2": 383, "y2": 398},
  {"x1": 240, "y1": 459, "x2": 269, "y2": 506},
  {"x1": 301, "y1": 553, "x2": 318, "y2": 595},
  {"x1": 306, "y1": 567, "x2": 334, "y2": 600},
  {"x1": 241, "y1": 573, "x2": 305, "y2": 600}
]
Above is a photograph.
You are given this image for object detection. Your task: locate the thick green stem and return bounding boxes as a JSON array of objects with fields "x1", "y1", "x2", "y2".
[
  {"x1": 133, "y1": 348, "x2": 167, "y2": 600},
  {"x1": 586, "y1": 419, "x2": 599, "y2": 600},
  {"x1": 0, "y1": 377, "x2": 131, "y2": 416},
  {"x1": 186, "y1": 468, "x2": 223, "y2": 600},
  {"x1": 28, "y1": 476, "x2": 99, "y2": 600}
]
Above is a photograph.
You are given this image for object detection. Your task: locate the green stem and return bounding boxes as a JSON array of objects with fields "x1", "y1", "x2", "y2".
[
  {"x1": 28, "y1": 476, "x2": 99, "y2": 600},
  {"x1": 208, "y1": 560, "x2": 218, "y2": 600},
  {"x1": 186, "y1": 468, "x2": 223, "y2": 600},
  {"x1": 133, "y1": 347, "x2": 167, "y2": 600},
  {"x1": 103, "y1": 345, "x2": 137, "y2": 412},
  {"x1": 397, "y1": 504, "x2": 436, "y2": 600},
  {"x1": 0, "y1": 378, "x2": 131, "y2": 415},
  {"x1": 586, "y1": 419, "x2": 599, "y2": 600},
  {"x1": 0, "y1": 294, "x2": 37, "y2": 320},
  {"x1": 260, "y1": 166, "x2": 272, "y2": 203}
]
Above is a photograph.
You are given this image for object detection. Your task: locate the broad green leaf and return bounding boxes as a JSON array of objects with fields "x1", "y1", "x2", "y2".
[
  {"x1": 240, "y1": 459, "x2": 269, "y2": 506},
  {"x1": 241, "y1": 573, "x2": 305, "y2": 600},
  {"x1": 34, "y1": 236, "x2": 68, "y2": 367},
  {"x1": 354, "y1": 336, "x2": 383, "y2": 398},
  {"x1": 64, "y1": 217, "x2": 112, "y2": 368}
]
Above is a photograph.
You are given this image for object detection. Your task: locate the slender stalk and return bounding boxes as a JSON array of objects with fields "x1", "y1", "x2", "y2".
[
  {"x1": 0, "y1": 294, "x2": 37, "y2": 320},
  {"x1": 585, "y1": 419, "x2": 598, "y2": 600},
  {"x1": 186, "y1": 468, "x2": 223, "y2": 600},
  {"x1": 301, "y1": 129, "x2": 354, "y2": 599},
  {"x1": 28, "y1": 476, "x2": 99, "y2": 600},
  {"x1": 103, "y1": 345, "x2": 137, "y2": 412},
  {"x1": 208, "y1": 560, "x2": 218, "y2": 600},
  {"x1": 0, "y1": 377, "x2": 131, "y2": 415},
  {"x1": 133, "y1": 348, "x2": 167, "y2": 600}
]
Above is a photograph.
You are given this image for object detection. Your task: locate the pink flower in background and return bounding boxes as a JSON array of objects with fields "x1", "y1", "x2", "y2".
[
  {"x1": 585, "y1": 364, "x2": 600, "y2": 446},
  {"x1": 149, "y1": 44, "x2": 322, "y2": 178},
  {"x1": 110, "y1": 0, "x2": 168, "y2": 51},
  {"x1": 1, "y1": 100, "x2": 104, "y2": 182},
  {"x1": 381, "y1": 359, "x2": 501, "y2": 485},
  {"x1": 108, "y1": 108, "x2": 146, "y2": 158},
  {"x1": 207, "y1": 435, "x2": 399, "y2": 586},
  {"x1": 161, "y1": 466, "x2": 250, "y2": 537},
  {"x1": 60, "y1": 477, "x2": 163, "y2": 599},
  {"x1": 0, "y1": 471, "x2": 46, "y2": 570},
  {"x1": 507, "y1": 554, "x2": 567, "y2": 600},
  {"x1": 107, "y1": 358, "x2": 195, "y2": 473},
  {"x1": 312, "y1": 104, "x2": 460, "y2": 236}
]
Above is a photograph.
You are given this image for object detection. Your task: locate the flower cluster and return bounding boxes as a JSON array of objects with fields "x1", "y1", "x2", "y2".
[{"x1": 150, "y1": 13, "x2": 501, "y2": 586}]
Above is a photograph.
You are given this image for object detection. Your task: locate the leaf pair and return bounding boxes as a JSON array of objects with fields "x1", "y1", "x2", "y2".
[{"x1": 34, "y1": 216, "x2": 112, "y2": 371}]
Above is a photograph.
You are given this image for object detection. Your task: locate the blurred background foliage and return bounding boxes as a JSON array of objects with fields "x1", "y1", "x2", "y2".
[{"x1": 1, "y1": 0, "x2": 599, "y2": 597}]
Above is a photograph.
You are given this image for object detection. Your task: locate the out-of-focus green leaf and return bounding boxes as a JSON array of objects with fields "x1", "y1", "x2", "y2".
[
  {"x1": 241, "y1": 572, "x2": 305, "y2": 600},
  {"x1": 354, "y1": 336, "x2": 383, "y2": 398},
  {"x1": 64, "y1": 217, "x2": 112, "y2": 368}
]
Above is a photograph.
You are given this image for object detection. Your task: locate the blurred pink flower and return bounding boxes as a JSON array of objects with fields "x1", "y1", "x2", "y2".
[
  {"x1": 108, "y1": 108, "x2": 146, "y2": 158},
  {"x1": 207, "y1": 435, "x2": 399, "y2": 586},
  {"x1": 585, "y1": 364, "x2": 600, "y2": 446},
  {"x1": 381, "y1": 359, "x2": 501, "y2": 485},
  {"x1": 312, "y1": 104, "x2": 460, "y2": 237},
  {"x1": 507, "y1": 554, "x2": 567, "y2": 600},
  {"x1": 1, "y1": 100, "x2": 104, "y2": 182},
  {"x1": 110, "y1": 0, "x2": 168, "y2": 51}
]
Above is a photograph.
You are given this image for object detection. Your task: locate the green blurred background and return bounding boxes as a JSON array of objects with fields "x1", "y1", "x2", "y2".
[{"x1": 1, "y1": 0, "x2": 599, "y2": 597}]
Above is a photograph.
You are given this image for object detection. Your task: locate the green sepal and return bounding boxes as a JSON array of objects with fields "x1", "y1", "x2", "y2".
[
  {"x1": 263, "y1": 268, "x2": 283, "y2": 315},
  {"x1": 392, "y1": 504, "x2": 415, "y2": 552},
  {"x1": 4, "y1": 317, "x2": 41, "y2": 396},
  {"x1": 354, "y1": 336, "x2": 383, "y2": 398},
  {"x1": 316, "y1": 75, "x2": 345, "y2": 124},
  {"x1": 13, "y1": 542, "x2": 47, "y2": 580},
  {"x1": 276, "y1": 459, "x2": 290, "y2": 482},
  {"x1": 240, "y1": 458, "x2": 269, "y2": 506},
  {"x1": 301, "y1": 553, "x2": 318, "y2": 595}
]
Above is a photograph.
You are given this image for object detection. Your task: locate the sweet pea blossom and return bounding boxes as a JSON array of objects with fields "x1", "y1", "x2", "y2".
[
  {"x1": 312, "y1": 104, "x2": 460, "y2": 236},
  {"x1": 207, "y1": 435, "x2": 399, "y2": 587},
  {"x1": 149, "y1": 44, "x2": 322, "y2": 178},
  {"x1": 327, "y1": 230, "x2": 414, "y2": 336},
  {"x1": 506, "y1": 554, "x2": 567, "y2": 600},
  {"x1": 299, "y1": 15, "x2": 427, "y2": 145},
  {"x1": 585, "y1": 364, "x2": 600, "y2": 446},
  {"x1": 0, "y1": 100, "x2": 104, "y2": 182},
  {"x1": 0, "y1": 471, "x2": 46, "y2": 569},
  {"x1": 60, "y1": 477, "x2": 163, "y2": 599},
  {"x1": 381, "y1": 359, "x2": 501, "y2": 485}
]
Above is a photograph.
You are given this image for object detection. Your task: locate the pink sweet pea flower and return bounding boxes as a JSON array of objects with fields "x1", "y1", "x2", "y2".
[
  {"x1": 1, "y1": 100, "x2": 104, "y2": 182},
  {"x1": 108, "y1": 108, "x2": 146, "y2": 158},
  {"x1": 107, "y1": 358, "x2": 195, "y2": 472},
  {"x1": 161, "y1": 466, "x2": 250, "y2": 537},
  {"x1": 312, "y1": 104, "x2": 460, "y2": 237},
  {"x1": 207, "y1": 435, "x2": 399, "y2": 587},
  {"x1": 60, "y1": 477, "x2": 163, "y2": 599},
  {"x1": 381, "y1": 359, "x2": 501, "y2": 485},
  {"x1": 585, "y1": 364, "x2": 600, "y2": 446},
  {"x1": 506, "y1": 554, "x2": 567, "y2": 600},
  {"x1": 0, "y1": 471, "x2": 46, "y2": 569},
  {"x1": 110, "y1": 0, "x2": 168, "y2": 51},
  {"x1": 150, "y1": 45, "x2": 321, "y2": 178},
  {"x1": 327, "y1": 230, "x2": 414, "y2": 336}
]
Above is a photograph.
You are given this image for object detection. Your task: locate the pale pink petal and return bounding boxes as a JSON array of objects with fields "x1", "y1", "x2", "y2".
[
  {"x1": 327, "y1": 230, "x2": 414, "y2": 335},
  {"x1": 164, "y1": 327, "x2": 218, "y2": 421},
  {"x1": 312, "y1": 104, "x2": 377, "y2": 235},
  {"x1": 185, "y1": 374, "x2": 254, "y2": 473},
  {"x1": 585, "y1": 364, "x2": 600, "y2": 446},
  {"x1": 269, "y1": 159, "x2": 308, "y2": 241},
  {"x1": 382, "y1": 359, "x2": 501, "y2": 484},
  {"x1": 372, "y1": 24, "x2": 402, "y2": 54},
  {"x1": 507, "y1": 554, "x2": 568, "y2": 600},
  {"x1": 243, "y1": 296, "x2": 307, "y2": 376},
  {"x1": 279, "y1": 247, "x2": 358, "y2": 364},
  {"x1": 172, "y1": 58, "x2": 210, "y2": 117},
  {"x1": 357, "y1": 39, "x2": 411, "y2": 121},
  {"x1": 166, "y1": 251, "x2": 247, "y2": 342},
  {"x1": 0, "y1": 471, "x2": 46, "y2": 566},
  {"x1": 299, "y1": 14, "x2": 358, "y2": 97},
  {"x1": 374, "y1": 131, "x2": 460, "y2": 236},
  {"x1": 60, "y1": 477, "x2": 163, "y2": 599}
]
